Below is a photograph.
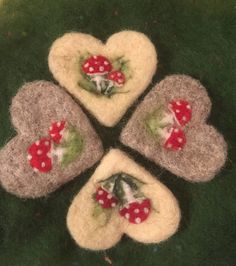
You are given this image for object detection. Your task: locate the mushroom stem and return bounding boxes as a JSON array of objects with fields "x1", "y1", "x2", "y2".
[
  {"x1": 159, "y1": 112, "x2": 174, "y2": 126},
  {"x1": 156, "y1": 127, "x2": 171, "y2": 140},
  {"x1": 121, "y1": 180, "x2": 136, "y2": 204},
  {"x1": 104, "y1": 80, "x2": 114, "y2": 94},
  {"x1": 52, "y1": 147, "x2": 65, "y2": 162},
  {"x1": 91, "y1": 75, "x2": 105, "y2": 92}
]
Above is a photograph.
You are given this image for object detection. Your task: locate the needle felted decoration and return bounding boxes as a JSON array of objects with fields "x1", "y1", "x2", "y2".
[
  {"x1": 48, "y1": 31, "x2": 157, "y2": 127},
  {"x1": 0, "y1": 81, "x2": 103, "y2": 198},
  {"x1": 67, "y1": 149, "x2": 180, "y2": 250},
  {"x1": 120, "y1": 75, "x2": 227, "y2": 182}
]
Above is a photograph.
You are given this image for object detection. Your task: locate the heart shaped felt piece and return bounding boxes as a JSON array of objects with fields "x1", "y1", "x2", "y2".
[
  {"x1": 0, "y1": 81, "x2": 103, "y2": 198},
  {"x1": 48, "y1": 31, "x2": 157, "y2": 127},
  {"x1": 67, "y1": 149, "x2": 180, "y2": 250},
  {"x1": 120, "y1": 75, "x2": 227, "y2": 182}
]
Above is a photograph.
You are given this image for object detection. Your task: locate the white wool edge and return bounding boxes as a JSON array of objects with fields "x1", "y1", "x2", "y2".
[
  {"x1": 67, "y1": 149, "x2": 181, "y2": 251},
  {"x1": 48, "y1": 31, "x2": 157, "y2": 127}
]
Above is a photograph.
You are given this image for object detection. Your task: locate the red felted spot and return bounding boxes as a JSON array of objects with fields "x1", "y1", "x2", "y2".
[
  {"x1": 119, "y1": 198, "x2": 151, "y2": 224},
  {"x1": 27, "y1": 138, "x2": 52, "y2": 173},
  {"x1": 168, "y1": 100, "x2": 192, "y2": 127},
  {"x1": 95, "y1": 187, "x2": 118, "y2": 209},
  {"x1": 82, "y1": 55, "x2": 112, "y2": 76},
  {"x1": 49, "y1": 121, "x2": 66, "y2": 144}
]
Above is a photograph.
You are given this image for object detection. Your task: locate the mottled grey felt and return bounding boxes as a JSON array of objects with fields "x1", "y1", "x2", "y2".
[{"x1": 0, "y1": 81, "x2": 103, "y2": 198}]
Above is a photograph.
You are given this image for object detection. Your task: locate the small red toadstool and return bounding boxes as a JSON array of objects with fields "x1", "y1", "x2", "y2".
[
  {"x1": 164, "y1": 127, "x2": 186, "y2": 151},
  {"x1": 27, "y1": 137, "x2": 52, "y2": 173},
  {"x1": 119, "y1": 198, "x2": 151, "y2": 224},
  {"x1": 107, "y1": 70, "x2": 126, "y2": 87},
  {"x1": 49, "y1": 121, "x2": 66, "y2": 144},
  {"x1": 82, "y1": 55, "x2": 112, "y2": 76},
  {"x1": 168, "y1": 100, "x2": 192, "y2": 127},
  {"x1": 95, "y1": 186, "x2": 118, "y2": 209}
]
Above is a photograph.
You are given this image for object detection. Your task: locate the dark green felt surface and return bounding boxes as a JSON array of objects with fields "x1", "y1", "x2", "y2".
[{"x1": 0, "y1": 0, "x2": 236, "y2": 265}]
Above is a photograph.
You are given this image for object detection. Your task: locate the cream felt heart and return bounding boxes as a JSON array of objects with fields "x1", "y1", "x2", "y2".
[
  {"x1": 67, "y1": 149, "x2": 180, "y2": 251},
  {"x1": 0, "y1": 81, "x2": 103, "y2": 198},
  {"x1": 48, "y1": 31, "x2": 157, "y2": 127},
  {"x1": 120, "y1": 75, "x2": 227, "y2": 182}
]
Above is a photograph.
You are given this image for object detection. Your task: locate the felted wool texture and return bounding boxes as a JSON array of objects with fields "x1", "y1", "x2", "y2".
[
  {"x1": 67, "y1": 149, "x2": 180, "y2": 251},
  {"x1": 48, "y1": 31, "x2": 157, "y2": 127},
  {"x1": 0, "y1": 81, "x2": 103, "y2": 198},
  {"x1": 120, "y1": 75, "x2": 227, "y2": 182}
]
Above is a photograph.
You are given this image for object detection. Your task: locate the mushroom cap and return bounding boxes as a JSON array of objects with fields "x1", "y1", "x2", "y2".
[
  {"x1": 164, "y1": 127, "x2": 186, "y2": 151},
  {"x1": 49, "y1": 121, "x2": 66, "y2": 144},
  {"x1": 95, "y1": 187, "x2": 118, "y2": 209},
  {"x1": 119, "y1": 198, "x2": 151, "y2": 224},
  {"x1": 82, "y1": 55, "x2": 112, "y2": 76},
  {"x1": 27, "y1": 137, "x2": 52, "y2": 173},
  {"x1": 107, "y1": 70, "x2": 126, "y2": 87},
  {"x1": 168, "y1": 100, "x2": 192, "y2": 127}
]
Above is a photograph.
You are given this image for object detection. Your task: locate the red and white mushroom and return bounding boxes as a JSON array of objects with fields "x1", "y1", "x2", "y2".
[
  {"x1": 107, "y1": 70, "x2": 126, "y2": 87},
  {"x1": 168, "y1": 100, "x2": 192, "y2": 127},
  {"x1": 119, "y1": 198, "x2": 151, "y2": 224},
  {"x1": 164, "y1": 127, "x2": 186, "y2": 151},
  {"x1": 118, "y1": 180, "x2": 151, "y2": 224},
  {"x1": 95, "y1": 186, "x2": 118, "y2": 209},
  {"x1": 82, "y1": 55, "x2": 112, "y2": 76},
  {"x1": 49, "y1": 121, "x2": 66, "y2": 144},
  {"x1": 82, "y1": 55, "x2": 113, "y2": 92},
  {"x1": 27, "y1": 137, "x2": 52, "y2": 173}
]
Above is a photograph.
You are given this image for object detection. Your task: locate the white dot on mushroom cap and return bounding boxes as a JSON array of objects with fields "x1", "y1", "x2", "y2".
[
  {"x1": 187, "y1": 105, "x2": 191, "y2": 109},
  {"x1": 179, "y1": 147, "x2": 182, "y2": 151},
  {"x1": 125, "y1": 213, "x2": 130, "y2": 220},
  {"x1": 118, "y1": 79, "x2": 123, "y2": 83},
  {"x1": 41, "y1": 162, "x2": 46, "y2": 168},
  {"x1": 35, "y1": 140, "x2": 40, "y2": 146},
  {"x1": 111, "y1": 203, "x2": 116, "y2": 207},
  {"x1": 117, "y1": 73, "x2": 121, "y2": 77},
  {"x1": 27, "y1": 154, "x2": 32, "y2": 160},
  {"x1": 51, "y1": 134, "x2": 55, "y2": 137},
  {"x1": 134, "y1": 209, "x2": 140, "y2": 214},
  {"x1": 84, "y1": 62, "x2": 89, "y2": 68},
  {"x1": 144, "y1": 207, "x2": 149, "y2": 214},
  {"x1": 89, "y1": 67, "x2": 94, "y2": 72},
  {"x1": 99, "y1": 66, "x2": 104, "y2": 72},
  {"x1": 174, "y1": 128, "x2": 179, "y2": 133},
  {"x1": 176, "y1": 101, "x2": 181, "y2": 105},
  {"x1": 99, "y1": 199, "x2": 104, "y2": 205},
  {"x1": 176, "y1": 109, "x2": 180, "y2": 113},
  {"x1": 135, "y1": 217, "x2": 141, "y2": 224},
  {"x1": 182, "y1": 116, "x2": 187, "y2": 121},
  {"x1": 49, "y1": 126, "x2": 52, "y2": 131},
  {"x1": 93, "y1": 55, "x2": 97, "y2": 59},
  {"x1": 57, "y1": 122, "x2": 61, "y2": 127},
  {"x1": 104, "y1": 61, "x2": 109, "y2": 65},
  {"x1": 37, "y1": 149, "x2": 43, "y2": 155},
  {"x1": 107, "y1": 194, "x2": 112, "y2": 199},
  {"x1": 177, "y1": 138, "x2": 183, "y2": 143},
  {"x1": 110, "y1": 74, "x2": 114, "y2": 78},
  {"x1": 33, "y1": 168, "x2": 39, "y2": 172},
  {"x1": 98, "y1": 190, "x2": 104, "y2": 195},
  {"x1": 167, "y1": 143, "x2": 172, "y2": 148}
]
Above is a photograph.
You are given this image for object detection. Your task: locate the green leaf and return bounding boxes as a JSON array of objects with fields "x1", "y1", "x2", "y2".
[
  {"x1": 60, "y1": 126, "x2": 84, "y2": 168},
  {"x1": 92, "y1": 203, "x2": 113, "y2": 227},
  {"x1": 145, "y1": 105, "x2": 164, "y2": 140}
]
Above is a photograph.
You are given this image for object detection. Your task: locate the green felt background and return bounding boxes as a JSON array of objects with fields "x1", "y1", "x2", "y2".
[{"x1": 0, "y1": 0, "x2": 235, "y2": 265}]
